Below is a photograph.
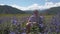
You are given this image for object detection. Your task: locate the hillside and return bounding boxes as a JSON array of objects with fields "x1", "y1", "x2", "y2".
[
  {"x1": 0, "y1": 5, "x2": 60, "y2": 14},
  {"x1": 42, "y1": 6, "x2": 60, "y2": 15},
  {"x1": 0, "y1": 5, "x2": 25, "y2": 14}
]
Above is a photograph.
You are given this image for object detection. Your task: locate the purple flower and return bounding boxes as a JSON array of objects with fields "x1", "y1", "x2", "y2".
[
  {"x1": 56, "y1": 28, "x2": 60, "y2": 33},
  {"x1": 11, "y1": 16, "x2": 18, "y2": 25},
  {"x1": 0, "y1": 19, "x2": 2, "y2": 24},
  {"x1": 9, "y1": 31, "x2": 16, "y2": 34}
]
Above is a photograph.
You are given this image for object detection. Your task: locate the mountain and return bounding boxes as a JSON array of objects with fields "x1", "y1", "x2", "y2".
[
  {"x1": 0, "y1": 5, "x2": 60, "y2": 14},
  {"x1": 24, "y1": 10, "x2": 34, "y2": 14},
  {"x1": 24, "y1": 9, "x2": 48, "y2": 14},
  {"x1": 24, "y1": 6, "x2": 60, "y2": 15},
  {"x1": 29, "y1": 6, "x2": 60, "y2": 15},
  {"x1": 0, "y1": 5, "x2": 25, "y2": 14},
  {"x1": 43, "y1": 6, "x2": 60, "y2": 15}
]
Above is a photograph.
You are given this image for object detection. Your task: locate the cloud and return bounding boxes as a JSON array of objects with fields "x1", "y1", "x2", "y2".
[
  {"x1": 0, "y1": 4, "x2": 5, "y2": 5},
  {"x1": 10, "y1": 4, "x2": 27, "y2": 10},
  {"x1": 0, "y1": 2, "x2": 60, "y2": 10},
  {"x1": 45, "y1": 0, "x2": 48, "y2": 1},
  {"x1": 27, "y1": 4, "x2": 40, "y2": 10},
  {"x1": 44, "y1": 2, "x2": 60, "y2": 9},
  {"x1": 12, "y1": 2, "x2": 60, "y2": 10},
  {"x1": 10, "y1": 4, "x2": 41, "y2": 10}
]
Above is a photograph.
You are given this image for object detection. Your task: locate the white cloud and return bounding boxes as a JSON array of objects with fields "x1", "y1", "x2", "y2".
[
  {"x1": 45, "y1": 0, "x2": 48, "y2": 1},
  {"x1": 0, "y1": 2, "x2": 60, "y2": 10},
  {"x1": 10, "y1": 4, "x2": 27, "y2": 10},
  {"x1": 44, "y1": 2, "x2": 60, "y2": 9},
  {"x1": 0, "y1": 4, "x2": 5, "y2": 5},
  {"x1": 9, "y1": 4, "x2": 41, "y2": 10},
  {"x1": 27, "y1": 4, "x2": 40, "y2": 10},
  {"x1": 11, "y1": 2, "x2": 60, "y2": 10}
]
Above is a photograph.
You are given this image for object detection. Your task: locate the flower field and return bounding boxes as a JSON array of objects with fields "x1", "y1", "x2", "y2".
[{"x1": 0, "y1": 14, "x2": 60, "y2": 34}]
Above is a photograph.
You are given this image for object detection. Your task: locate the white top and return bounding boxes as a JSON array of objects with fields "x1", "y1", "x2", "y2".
[{"x1": 28, "y1": 15, "x2": 44, "y2": 24}]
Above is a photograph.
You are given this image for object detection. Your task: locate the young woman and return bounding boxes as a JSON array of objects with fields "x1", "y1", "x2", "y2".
[{"x1": 26, "y1": 10, "x2": 45, "y2": 34}]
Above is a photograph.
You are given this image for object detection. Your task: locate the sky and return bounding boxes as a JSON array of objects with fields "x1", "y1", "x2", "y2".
[{"x1": 0, "y1": 0, "x2": 60, "y2": 10}]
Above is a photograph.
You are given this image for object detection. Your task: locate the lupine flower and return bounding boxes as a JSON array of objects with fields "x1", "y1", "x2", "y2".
[
  {"x1": 11, "y1": 16, "x2": 18, "y2": 25},
  {"x1": 9, "y1": 31, "x2": 16, "y2": 34},
  {"x1": 50, "y1": 13, "x2": 60, "y2": 33},
  {"x1": 0, "y1": 19, "x2": 2, "y2": 24},
  {"x1": 39, "y1": 23, "x2": 44, "y2": 27}
]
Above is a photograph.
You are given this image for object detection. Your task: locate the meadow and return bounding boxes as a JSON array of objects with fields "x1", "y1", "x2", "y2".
[{"x1": 0, "y1": 14, "x2": 60, "y2": 34}]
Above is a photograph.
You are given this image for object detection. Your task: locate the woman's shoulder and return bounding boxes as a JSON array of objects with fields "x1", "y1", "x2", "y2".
[{"x1": 40, "y1": 16, "x2": 44, "y2": 18}]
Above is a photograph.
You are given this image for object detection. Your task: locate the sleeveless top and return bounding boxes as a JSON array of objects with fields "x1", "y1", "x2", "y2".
[{"x1": 29, "y1": 15, "x2": 43, "y2": 24}]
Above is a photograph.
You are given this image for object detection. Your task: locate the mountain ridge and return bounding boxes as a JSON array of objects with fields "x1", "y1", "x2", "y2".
[
  {"x1": 0, "y1": 5, "x2": 60, "y2": 15},
  {"x1": 0, "y1": 5, "x2": 25, "y2": 14}
]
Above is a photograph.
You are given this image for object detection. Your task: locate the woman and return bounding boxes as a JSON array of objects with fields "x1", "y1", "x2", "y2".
[{"x1": 26, "y1": 10, "x2": 44, "y2": 34}]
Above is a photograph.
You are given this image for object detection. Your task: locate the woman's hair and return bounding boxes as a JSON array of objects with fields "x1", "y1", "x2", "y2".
[{"x1": 33, "y1": 10, "x2": 38, "y2": 14}]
